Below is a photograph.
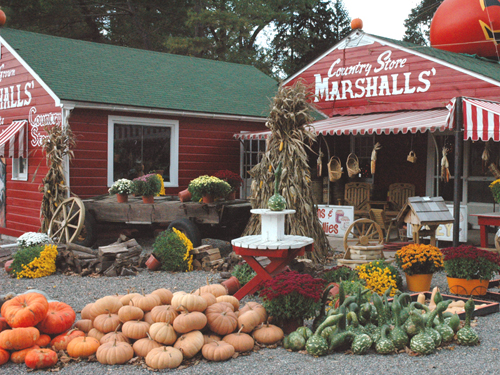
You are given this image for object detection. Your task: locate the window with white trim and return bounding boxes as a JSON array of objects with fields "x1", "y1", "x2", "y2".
[
  {"x1": 108, "y1": 116, "x2": 179, "y2": 187},
  {"x1": 12, "y1": 156, "x2": 28, "y2": 181},
  {"x1": 241, "y1": 139, "x2": 266, "y2": 199}
]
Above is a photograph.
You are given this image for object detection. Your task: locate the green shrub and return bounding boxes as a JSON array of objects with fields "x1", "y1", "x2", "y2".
[
  {"x1": 320, "y1": 265, "x2": 359, "y2": 283},
  {"x1": 231, "y1": 263, "x2": 256, "y2": 286},
  {"x1": 152, "y1": 229, "x2": 191, "y2": 272},
  {"x1": 11, "y1": 245, "x2": 45, "y2": 276}
]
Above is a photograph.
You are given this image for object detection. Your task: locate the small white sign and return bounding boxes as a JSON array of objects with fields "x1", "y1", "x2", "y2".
[{"x1": 317, "y1": 205, "x2": 354, "y2": 238}]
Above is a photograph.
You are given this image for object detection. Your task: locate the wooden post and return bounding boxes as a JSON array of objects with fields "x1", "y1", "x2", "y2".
[{"x1": 453, "y1": 97, "x2": 464, "y2": 247}]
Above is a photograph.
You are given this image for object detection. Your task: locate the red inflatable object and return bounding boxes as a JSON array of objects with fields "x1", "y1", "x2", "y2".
[{"x1": 430, "y1": 0, "x2": 500, "y2": 58}]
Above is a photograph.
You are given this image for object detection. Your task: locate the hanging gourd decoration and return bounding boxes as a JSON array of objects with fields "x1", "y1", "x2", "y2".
[
  {"x1": 317, "y1": 149, "x2": 323, "y2": 178},
  {"x1": 482, "y1": 143, "x2": 490, "y2": 173},
  {"x1": 441, "y1": 147, "x2": 450, "y2": 183},
  {"x1": 370, "y1": 142, "x2": 382, "y2": 175},
  {"x1": 267, "y1": 162, "x2": 287, "y2": 211}
]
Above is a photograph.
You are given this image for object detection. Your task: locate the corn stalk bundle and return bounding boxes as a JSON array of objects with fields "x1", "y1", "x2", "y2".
[
  {"x1": 243, "y1": 82, "x2": 330, "y2": 263},
  {"x1": 39, "y1": 122, "x2": 76, "y2": 232}
]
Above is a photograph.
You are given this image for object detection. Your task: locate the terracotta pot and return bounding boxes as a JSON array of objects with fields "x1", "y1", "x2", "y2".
[
  {"x1": 279, "y1": 318, "x2": 303, "y2": 334},
  {"x1": 142, "y1": 195, "x2": 155, "y2": 204},
  {"x1": 145, "y1": 254, "x2": 161, "y2": 271},
  {"x1": 447, "y1": 276, "x2": 489, "y2": 296},
  {"x1": 202, "y1": 194, "x2": 214, "y2": 204},
  {"x1": 221, "y1": 276, "x2": 241, "y2": 295},
  {"x1": 178, "y1": 188, "x2": 192, "y2": 202},
  {"x1": 4, "y1": 259, "x2": 13, "y2": 273},
  {"x1": 405, "y1": 273, "x2": 433, "y2": 292},
  {"x1": 227, "y1": 191, "x2": 237, "y2": 200},
  {"x1": 116, "y1": 193, "x2": 128, "y2": 203}
]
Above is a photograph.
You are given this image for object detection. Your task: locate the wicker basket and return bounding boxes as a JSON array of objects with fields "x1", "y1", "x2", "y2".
[
  {"x1": 346, "y1": 153, "x2": 361, "y2": 177},
  {"x1": 407, "y1": 150, "x2": 417, "y2": 163},
  {"x1": 328, "y1": 156, "x2": 342, "y2": 182}
]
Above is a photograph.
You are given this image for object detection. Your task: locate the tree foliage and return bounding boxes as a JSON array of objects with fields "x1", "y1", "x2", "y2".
[{"x1": 403, "y1": 0, "x2": 443, "y2": 45}]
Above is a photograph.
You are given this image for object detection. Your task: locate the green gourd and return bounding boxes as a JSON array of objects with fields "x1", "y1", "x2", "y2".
[
  {"x1": 375, "y1": 325, "x2": 396, "y2": 354},
  {"x1": 404, "y1": 302, "x2": 429, "y2": 337},
  {"x1": 457, "y1": 298, "x2": 479, "y2": 346},
  {"x1": 295, "y1": 326, "x2": 313, "y2": 341},
  {"x1": 389, "y1": 295, "x2": 408, "y2": 350},
  {"x1": 346, "y1": 312, "x2": 364, "y2": 335},
  {"x1": 424, "y1": 303, "x2": 442, "y2": 347},
  {"x1": 306, "y1": 314, "x2": 342, "y2": 356},
  {"x1": 329, "y1": 331, "x2": 355, "y2": 352},
  {"x1": 446, "y1": 313, "x2": 461, "y2": 333},
  {"x1": 284, "y1": 332, "x2": 306, "y2": 351},
  {"x1": 371, "y1": 293, "x2": 386, "y2": 327},
  {"x1": 312, "y1": 284, "x2": 336, "y2": 331},
  {"x1": 358, "y1": 302, "x2": 372, "y2": 325},
  {"x1": 351, "y1": 333, "x2": 373, "y2": 355},
  {"x1": 321, "y1": 326, "x2": 335, "y2": 340},
  {"x1": 267, "y1": 162, "x2": 287, "y2": 211},
  {"x1": 409, "y1": 310, "x2": 436, "y2": 355},
  {"x1": 397, "y1": 293, "x2": 412, "y2": 325},
  {"x1": 434, "y1": 300, "x2": 454, "y2": 343}
]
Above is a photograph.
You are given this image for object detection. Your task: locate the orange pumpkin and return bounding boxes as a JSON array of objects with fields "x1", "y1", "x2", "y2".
[
  {"x1": 67, "y1": 336, "x2": 100, "y2": 358},
  {"x1": 252, "y1": 323, "x2": 284, "y2": 345},
  {"x1": 25, "y1": 348, "x2": 58, "y2": 369},
  {"x1": 173, "y1": 330, "x2": 204, "y2": 359},
  {"x1": 145, "y1": 346, "x2": 183, "y2": 369},
  {"x1": 215, "y1": 296, "x2": 239, "y2": 311},
  {"x1": 50, "y1": 329, "x2": 85, "y2": 351},
  {"x1": 0, "y1": 348, "x2": 9, "y2": 366},
  {"x1": 118, "y1": 305, "x2": 144, "y2": 323},
  {"x1": 237, "y1": 310, "x2": 261, "y2": 333},
  {"x1": 35, "y1": 334, "x2": 51, "y2": 347},
  {"x1": 351, "y1": 18, "x2": 363, "y2": 30},
  {"x1": 149, "y1": 322, "x2": 177, "y2": 345},
  {"x1": 151, "y1": 288, "x2": 173, "y2": 305},
  {"x1": 0, "y1": 327, "x2": 40, "y2": 350},
  {"x1": 143, "y1": 312, "x2": 154, "y2": 325},
  {"x1": 74, "y1": 319, "x2": 93, "y2": 333},
  {"x1": 150, "y1": 305, "x2": 178, "y2": 324},
  {"x1": 172, "y1": 308, "x2": 207, "y2": 334},
  {"x1": 1, "y1": 293, "x2": 49, "y2": 328},
  {"x1": 239, "y1": 302, "x2": 267, "y2": 324},
  {"x1": 90, "y1": 296, "x2": 122, "y2": 317},
  {"x1": 194, "y1": 284, "x2": 227, "y2": 298},
  {"x1": 119, "y1": 293, "x2": 140, "y2": 306},
  {"x1": 223, "y1": 326, "x2": 255, "y2": 352},
  {"x1": 96, "y1": 340, "x2": 134, "y2": 365},
  {"x1": 131, "y1": 293, "x2": 161, "y2": 312},
  {"x1": 132, "y1": 334, "x2": 163, "y2": 357},
  {"x1": 176, "y1": 294, "x2": 207, "y2": 312},
  {"x1": 0, "y1": 317, "x2": 8, "y2": 332},
  {"x1": 87, "y1": 328, "x2": 105, "y2": 342},
  {"x1": 100, "y1": 329, "x2": 130, "y2": 345},
  {"x1": 0, "y1": 10, "x2": 6, "y2": 27},
  {"x1": 10, "y1": 345, "x2": 40, "y2": 364},
  {"x1": 205, "y1": 303, "x2": 238, "y2": 336},
  {"x1": 36, "y1": 302, "x2": 75, "y2": 335},
  {"x1": 80, "y1": 303, "x2": 96, "y2": 321},
  {"x1": 121, "y1": 320, "x2": 150, "y2": 340},
  {"x1": 201, "y1": 340, "x2": 235, "y2": 361},
  {"x1": 93, "y1": 313, "x2": 121, "y2": 333}
]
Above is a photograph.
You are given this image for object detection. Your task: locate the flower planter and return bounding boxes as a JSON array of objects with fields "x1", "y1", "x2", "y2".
[
  {"x1": 116, "y1": 193, "x2": 128, "y2": 203},
  {"x1": 178, "y1": 189, "x2": 192, "y2": 202},
  {"x1": 447, "y1": 276, "x2": 489, "y2": 296},
  {"x1": 227, "y1": 191, "x2": 237, "y2": 200},
  {"x1": 405, "y1": 273, "x2": 433, "y2": 292},
  {"x1": 145, "y1": 254, "x2": 161, "y2": 271},
  {"x1": 202, "y1": 194, "x2": 214, "y2": 204},
  {"x1": 4, "y1": 259, "x2": 13, "y2": 273},
  {"x1": 221, "y1": 276, "x2": 241, "y2": 295},
  {"x1": 142, "y1": 195, "x2": 155, "y2": 204}
]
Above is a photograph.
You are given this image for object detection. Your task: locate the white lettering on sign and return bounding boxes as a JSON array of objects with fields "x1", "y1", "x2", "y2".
[
  {"x1": 314, "y1": 50, "x2": 437, "y2": 102},
  {"x1": 29, "y1": 106, "x2": 62, "y2": 147},
  {"x1": 0, "y1": 64, "x2": 16, "y2": 82},
  {"x1": 0, "y1": 80, "x2": 34, "y2": 109}
]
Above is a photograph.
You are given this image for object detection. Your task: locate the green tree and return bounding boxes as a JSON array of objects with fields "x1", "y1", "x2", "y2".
[{"x1": 403, "y1": 0, "x2": 443, "y2": 45}]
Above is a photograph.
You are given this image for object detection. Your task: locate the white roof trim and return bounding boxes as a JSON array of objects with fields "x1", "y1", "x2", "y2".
[{"x1": 0, "y1": 36, "x2": 61, "y2": 108}]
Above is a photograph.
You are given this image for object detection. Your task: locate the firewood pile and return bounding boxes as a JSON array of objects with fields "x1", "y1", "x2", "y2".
[
  {"x1": 190, "y1": 245, "x2": 245, "y2": 272},
  {"x1": 56, "y1": 235, "x2": 146, "y2": 277}
]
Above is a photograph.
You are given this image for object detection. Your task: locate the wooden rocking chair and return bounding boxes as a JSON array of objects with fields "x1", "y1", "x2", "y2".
[
  {"x1": 387, "y1": 183, "x2": 416, "y2": 212},
  {"x1": 369, "y1": 208, "x2": 399, "y2": 243},
  {"x1": 339, "y1": 182, "x2": 372, "y2": 217}
]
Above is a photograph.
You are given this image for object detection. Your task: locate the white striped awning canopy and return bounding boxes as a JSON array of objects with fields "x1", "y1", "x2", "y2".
[
  {"x1": 0, "y1": 120, "x2": 27, "y2": 158},
  {"x1": 234, "y1": 109, "x2": 451, "y2": 140},
  {"x1": 446, "y1": 97, "x2": 500, "y2": 141}
]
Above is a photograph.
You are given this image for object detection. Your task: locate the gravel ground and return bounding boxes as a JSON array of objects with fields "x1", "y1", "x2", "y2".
[{"x1": 1, "y1": 238, "x2": 500, "y2": 374}]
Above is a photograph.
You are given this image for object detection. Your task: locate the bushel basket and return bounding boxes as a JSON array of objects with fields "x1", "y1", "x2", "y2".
[
  {"x1": 346, "y1": 153, "x2": 361, "y2": 178},
  {"x1": 328, "y1": 156, "x2": 342, "y2": 182}
]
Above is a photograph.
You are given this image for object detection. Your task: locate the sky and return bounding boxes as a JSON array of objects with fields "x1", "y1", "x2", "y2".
[{"x1": 343, "y1": 0, "x2": 422, "y2": 40}]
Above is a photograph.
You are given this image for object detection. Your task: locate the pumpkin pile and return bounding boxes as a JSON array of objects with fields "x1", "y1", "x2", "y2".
[{"x1": 0, "y1": 291, "x2": 75, "y2": 369}]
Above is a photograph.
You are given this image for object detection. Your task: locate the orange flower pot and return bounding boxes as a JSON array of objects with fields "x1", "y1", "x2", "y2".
[
  {"x1": 142, "y1": 195, "x2": 155, "y2": 204},
  {"x1": 202, "y1": 194, "x2": 214, "y2": 204},
  {"x1": 178, "y1": 189, "x2": 192, "y2": 202},
  {"x1": 405, "y1": 273, "x2": 433, "y2": 292},
  {"x1": 447, "y1": 277, "x2": 489, "y2": 296},
  {"x1": 116, "y1": 193, "x2": 128, "y2": 203}
]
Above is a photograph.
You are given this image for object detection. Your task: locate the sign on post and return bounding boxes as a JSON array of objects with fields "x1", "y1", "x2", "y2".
[{"x1": 317, "y1": 205, "x2": 354, "y2": 238}]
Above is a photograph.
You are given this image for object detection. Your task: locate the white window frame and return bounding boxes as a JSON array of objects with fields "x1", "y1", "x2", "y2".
[
  {"x1": 107, "y1": 115, "x2": 179, "y2": 188},
  {"x1": 12, "y1": 156, "x2": 28, "y2": 181}
]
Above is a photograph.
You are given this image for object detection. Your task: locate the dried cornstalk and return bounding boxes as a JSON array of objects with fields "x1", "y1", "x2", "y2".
[
  {"x1": 243, "y1": 83, "x2": 330, "y2": 263},
  {"x1": 39, "y1": 121, "x2": 76, "y2": 232}
]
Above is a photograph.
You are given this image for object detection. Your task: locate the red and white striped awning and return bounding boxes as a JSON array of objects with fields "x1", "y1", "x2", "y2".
[
  {"x1": 0, "y1": 120, "x2": 27, "y2": 158},
  {"x1": 446, "y1": 97, "x2": 500, "y2": 141},
  {"x1": 234, "y1": 109, "x2": 450, "y2": 140}
]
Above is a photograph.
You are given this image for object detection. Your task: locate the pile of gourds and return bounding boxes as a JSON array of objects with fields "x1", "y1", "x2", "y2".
[{"x1": 284, "y1": 284, "x2": 479, "y2": 357}]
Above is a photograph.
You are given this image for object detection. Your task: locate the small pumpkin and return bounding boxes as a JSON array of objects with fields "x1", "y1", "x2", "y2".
[
  {"x1": 144, "y1": 312, "x2": 154, "y2": 325},
  {"x1": 118, "y1": 304, "x2": 144, "y2": 323},
  {"x1": 131, "y1": 292, "x2": 161, "y2": 312},
  {"x1": 35, "y1": 334, "x2": 51, "y2": 347},
  {"x1": 199, "y1": 292, "x2": 217, "y2": 308},
  {"x1": 145, "y1": 346, "x2": 183, "y2": 369},
  {"x1": 96, "y1": 339, "x2": 134, "y2": 365},
  {"x1": 50, "y1": 329, "x2": 85, "y2": 351},
  {"x1": 121, "y1": 320, "x2": 150, "y2": 340},
  {"x1": 150, "y1": 305, "x2": 178, "y2": 324},
  {"x1": 149, "y1": 322, "x2": 177, "y2": 345},
  {"x1": 252, "y1": 323, "x2": 284, "y2": 345},
  {"x1": 25, "y1": 348, "x2": 58, "y2": 369},
  {"x1": 205, "y1": 303, "x2": 238, "y2": 336},
  {"x1": 172, "y1": 307, "x2": 207, "y2": 334},
  {"x1": 202, "y1": 340, "x2": 235, "y2": 361},
  {"x1": 239, "y1": 302, "x2": 267, "y2": 324},
  {"x1": 237, "y1": 310, "x2": 261, "y2": 333},
  {"x1": 75, "y1": 319, "x2": 93, "y2": 333},
  {"x1": 1, "y1": 293, "x2": 49, "y2": 328},
  {"x1": 87, "y1": 328, "x2": 105, "y2": 342},
  {"x1": 93, "y1": 313, "x2": 121, "y2": 333},
  {"x1": 216, "y1": 295, "x2": 239, "y2": 311},
  {"x1": 67, "y1": 336, "x2": 100, "y2": 358},
  {"x1": 194, "y1": 283, "x2": 227, "y2": 298},
  {"x1": 203, "y1": 332, "x2": 222, "y2": 345},
  {"x1": 170, "y1": 291, "x2": 187, "y2": 310},
  {"x1": 10, "y1": 345, "x2": 40, "y2": 364},
  {"x1": 351, "y1": 18, "x2": 363, "y2": 30},
  {"x1": 0, "y1": 327, "x2": 40, "y2": 350},
  {"x1": 173, "y1": 330, "x2": 204, "y2": 359},
  {"x1": 119, "y1": 293, "x2": 141, "y2": 306},
  {"x1": 132, "y1": 333, "x2": 163, "y2": 357},
  {"x1": 223, "y1": 326, "x2": 255, "y2": 352},
  {"x1": 36, "y1": 302, "x2": 76, "y2": 335},
  {"x1": 100, "y1": 328, "x2": 130, "y2": 345},
  {"x1": 176, "y1": 294, "x2": 207, "y2": 313},
  {"x1": 151, "y1": 288, "x2": 173, "y2": 305},
  {"x1": 90, "y1": 296, "x2": 123, "y2": 317},
  {"x1": 80, "y1": 303, "x2": 96, "y2": 321},
  {"x1": 0, "y1": 348, "x2": 8, "y2": 365}
]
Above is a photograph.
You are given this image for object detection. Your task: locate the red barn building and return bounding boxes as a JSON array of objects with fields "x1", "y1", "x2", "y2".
[{"x1": 0, "y1": 28, "x2": 277, "y2": 238}]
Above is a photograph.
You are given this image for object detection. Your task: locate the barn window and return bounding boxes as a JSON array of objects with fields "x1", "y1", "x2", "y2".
[
  {"x1": 107, "y1": 116, "x2": 179, "y2": 188},
  {"x1": 241, "y1": 138, "x2": 266, "y2": 199},
  {"x1": 12, "y1": 156, "x2": 28, "y2": 181}
]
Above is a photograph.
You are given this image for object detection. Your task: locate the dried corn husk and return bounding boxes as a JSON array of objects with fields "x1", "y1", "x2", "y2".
[
  {"x1": 370, "y1": 142, "x2": 381, "y2": 175},
  {"x1": 441, "y1": 147, "x2": 450, "y2": 183}
]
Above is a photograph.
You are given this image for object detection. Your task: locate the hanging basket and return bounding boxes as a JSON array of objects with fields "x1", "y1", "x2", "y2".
[
  {"x1": 328, "y1": 156, "x2": 342, "y2": 182},
  {"x1": 407, "y1": 150, "x2": 417, "y2": 163},
  {"x1": 346, "y1": 153, "x2": 361, "y2": 178}
]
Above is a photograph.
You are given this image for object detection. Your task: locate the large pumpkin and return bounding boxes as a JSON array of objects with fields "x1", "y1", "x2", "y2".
[
  {"x1": 173, "y1": 330, "x2": 204, "y2": 359},
  {"x1": 0, "y1": 327, "x2": 40, "y2": 350},
  {"x1": 205, "y1": 303, "x2": 238, "y2": 336},
  {"x1": 96, "y1": 340, "x2": 134, "y2": 365},
  {"x1": 67, "y1": 336, "x2": 100, "y2": 358},
  {"x1": 35, "y1": 334, "x2": 51, "y2": 348},
  {"x1": 25, "y1": 348, "x2": 58, "y2": 369},
  {"x1": 10, "y1": 345, "x2": 40, "y2": 364},
  {"x1": 0, "y1": 348, "x2": 9, "y2": 366},
  {"x1": 1, "y1": 293, "x2": 49, "y2": 328},
  {"x1": 50, "y1": 329, "x2": 85, "y2": 351},
  {"x1": 0, "y1": 317, "x2": 9, "y2": 332},
  {"x1": 145, "y1": 346, "x2": 183, "y2": 369},
  {"x1": 36, "y1": 302, "x2": 75, "y2": 335}
]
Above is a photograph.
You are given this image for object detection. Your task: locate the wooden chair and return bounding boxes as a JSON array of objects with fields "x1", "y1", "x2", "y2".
[
  {"x1": 369, "y1": 209, "x2": 398, "y2": 243},
  {"x1": 340, "y1": 182, "x2": 372, "y2": 216},
  {"x1": 387, "y1": 183, "x2": 416, "y2": 212}
]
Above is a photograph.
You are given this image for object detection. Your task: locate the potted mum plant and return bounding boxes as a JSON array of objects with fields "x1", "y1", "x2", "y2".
[
  {"x1": 441, "y1": 245, "x2": 500, "y2": 295},
  {"x1": 213, "y1": 170, "x2": 243, "y2": 199},
  {"x1": 109, "y1": 178, "x2": 133, "y2": 203},
  {"x1": 395, "y1": 243, "x2": 444, "y2": 292},
  {"x1": 150, "y1": 228, "x2": 193, "y2": 272},
  {"x1": 258, "y1": 271, "x2": 325, "y2": 333},
  {"x1": 187, "y1": 175, "x2": 231, "y2": 203},
  {"x1": 132, "y1": 174, "x2": 162, "y2": 203}
]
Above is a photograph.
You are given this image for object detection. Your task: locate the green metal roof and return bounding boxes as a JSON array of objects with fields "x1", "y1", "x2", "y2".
[
  {"x1": 373, "y1": 34, "x2": 500, "y2": 83},
  {"x1": 0, "y1": 28, "x2": 278, "y2": 118}
]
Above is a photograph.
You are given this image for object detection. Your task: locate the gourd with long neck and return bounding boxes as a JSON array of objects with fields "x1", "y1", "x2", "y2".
[
  {"x1": 389, "y1": 295, "x2": 408, "y2": 350},
  {"x1": 306, "y1": 314, "x2": 342, "y2": 356},
  {"x1": 433, "y1": 300, "x2": 454, "y2": 343},
  {"x1": 409, "y1": 310, "x2": 436, "y2": 355},
  {"x1": 397, "y1": 293, "x2": 412, "y2": 325},
  {"x1": 404, "y1": 302, "x2": 429, "y2": 337},
  {"x1": 376, "y1": 325, "x2": 396, "y2": 354},
  {"x1": 457, "y1": 298, "x2": 479, "y2": 346},
  {"x1": 424, "y1": 302, "x2": 443, "y2": 347},
  {"x1": 312, "y1": 284, "x2": 336, "y2": 332},
  {"x1": 267, "y1": 162, "x2": 287, "y2": 211},
  {"x1": 351, "y1": 332, "x2": 373, "y2": 355}
]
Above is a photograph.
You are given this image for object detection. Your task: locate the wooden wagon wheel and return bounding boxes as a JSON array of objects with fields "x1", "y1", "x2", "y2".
[
  {"x1": 48, "y1": 197, "x2": 86, "y2": 244},
  {"x1": 343, "y1": 218, "x2": 383, "y2": 252}
]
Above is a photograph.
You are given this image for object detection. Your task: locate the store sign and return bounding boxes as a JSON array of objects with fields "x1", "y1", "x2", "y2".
[
  {"x1": 29, "y1": 107, "x2": 62, "y2": 146},
  {"x1": 314, "y1": 50, "x2": 437, "y2": 103},
  {"x1": 317, "y1": 205, "x2": 354, "y2": 238}
]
